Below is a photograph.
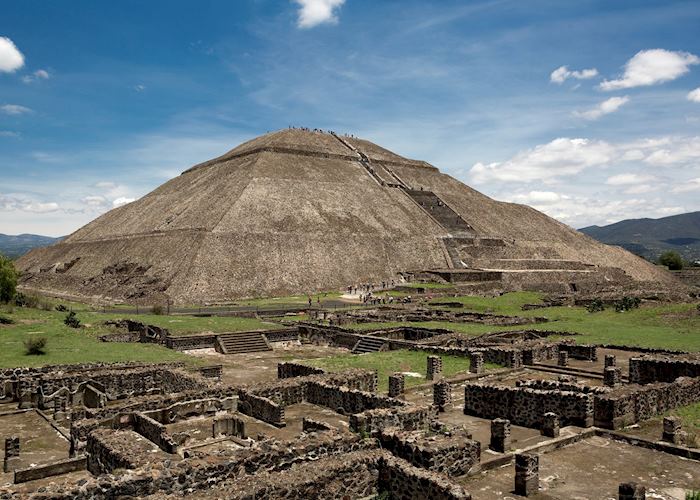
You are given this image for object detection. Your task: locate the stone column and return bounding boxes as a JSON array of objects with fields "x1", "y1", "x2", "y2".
[
  {"x1": 3, "y1": 437, "x2": 20, "y2": 473},
  {"x1": 489, "y1": 418, "x2": 511, "y2": 453},
  {"x1": 558, "y1": 351, "x2": 569, "y2": 367},
  {"x1": 469, "y1": 352, "x2": 484, "y2": 374},
  {"x1": 426, "y1": 355, "x2": 443, "y2": 381},
  {"x1": 433, "y1": 380, "x2": 452, "y2": 412},
  {"x1": 604, "y1": 354, "x2": 616, "y2": 368},
  {"x1": 522, "y1": 349, "x2": 535, "y2": 366},
  {"x1": 508, "y1": 351, "x2": 523, "y2": 369},
  {"x1": 619, "y1": 482, "x2": 645, "y2": 499},
  {"x1": 541, "y1": 412, "x2": 560, "y2": 438},
  {"x1": 514, "y1": 453, "x2": 539, "y2": 497},
  {"x1": 604, "y1": 367, "x2": 622, "y2": 388},
  {"x1": 388, "y1": 373, "x2": 405, "y2": 398},
  {"x1": 662, "y1": 416, "x2": 682, "y2": 444}
]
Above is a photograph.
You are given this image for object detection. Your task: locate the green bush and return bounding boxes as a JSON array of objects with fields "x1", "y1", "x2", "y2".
[
  {"x1": 55, "y1": 304, "x2": 68, "y2": 312},
  {"x1": 24, "y1": 336, "x2": 47, "y2": 355},
  {"x1": 686, "y1": 491, "x2": 700, "y2": 500},
  {"x1": 64, "y1": 311, "x2": 81, "y2": 328},
  {"x1": 659, "y1": 251, "x2": 683, "y2": 270},
  {"x1": 586, "y1": 298, "x2": 605, "y2": 313},
  {"x1": 0, "y1": 254, "x2": 19, "y2": 303},
  {"x1": 151, "y1": 304, "x2": 164, "y2": 315},
  {"x1": 614, "y1": 296, "x2": 641, "y2": 313},
  {"x1": 0, "y1": 315, "x2": 14, "y2": 325}
]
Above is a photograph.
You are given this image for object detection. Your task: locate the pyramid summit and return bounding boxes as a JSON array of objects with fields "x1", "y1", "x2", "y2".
[{"x1": 16, "y1": 128, "x2": 679, "y2": 304}]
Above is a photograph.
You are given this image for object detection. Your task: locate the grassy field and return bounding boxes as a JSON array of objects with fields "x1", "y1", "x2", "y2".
[
  {"x1": 303, "y1": 349, "x2": 499, "y2": 392},
  {"x1": 0, "y1": 305, "x2": 280, "y2": 368},
  {"x1": 350, "y1": 292, "x2": 700, "y2": 351}
]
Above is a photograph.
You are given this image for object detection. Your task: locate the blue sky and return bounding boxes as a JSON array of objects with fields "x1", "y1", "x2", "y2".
[{"x1": 1, "y1": 0, "x2": 700, "y2": 236}]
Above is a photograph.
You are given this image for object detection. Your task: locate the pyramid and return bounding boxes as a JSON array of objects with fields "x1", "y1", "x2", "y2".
[{"x1": 16, "y1": 129, "x2": 680, "y2": 304}]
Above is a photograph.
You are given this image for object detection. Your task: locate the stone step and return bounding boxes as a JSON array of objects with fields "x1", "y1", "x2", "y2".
[
  {"x1": 352, "y1": 337, "x2": 386, "y2": 354},
  {"x1": 216, "y1": 331, "x2": 272, "y2": 354}
]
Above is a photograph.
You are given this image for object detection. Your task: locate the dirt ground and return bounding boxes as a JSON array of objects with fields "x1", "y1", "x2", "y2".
[
  {"x1": 460, "y1": 436, "x2": 700, "y2": 499},
  {"x1": 183, "y1": 343, "x2": 348, "y2": 387}
]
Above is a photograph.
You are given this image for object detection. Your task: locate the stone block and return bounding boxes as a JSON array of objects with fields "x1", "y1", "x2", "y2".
[
  {"x1": 514, "y1": 453, "x2": 539, "y2": 497},
  {"x1": 541, "y1": 412, "x2": 560, "y2": 438},
  {"x1": 662, "y1": 416, "x2": 682, "y2": 444},
  {"x1": 433, "y1": 380, "x2": 452, "y2": 412},
  {"x1": 3, "y1": 437, "x2": 20, "y2": 473},
  {"x1": 212, "y1": 415, "x2": 246, "y2": 439},
  {"x1": 388, "y1": 373, "x2": 405, "y2": 398},
  {"x1": 558, "y1": 351, "x2": 569, "y2": 367},
  {"x1": 489, "y1": 418, "x2": 511, "y2": 453},
  {"x1": 619, "y1": 482, "x2": 645, "y2": 499},
  {"x1": 605, "y1": 354, "x2": 617, "y2": 368},
  {"x1": 469, "y1": 352, "x2": 484, "y2": 374},
  {"x1": 426, "y1": 355, "x2": 443, "y2": 381},
  {"x1": 604, "y1": 367, "x2": 622, "y2": 388}
]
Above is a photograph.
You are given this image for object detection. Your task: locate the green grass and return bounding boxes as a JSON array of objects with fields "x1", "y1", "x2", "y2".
[
  {"x1": 350, "y1": 292, "x2": 700, "y2": 352},
  {"x1": 0, "y1": 306, "x2": 195, "y2": 368},
  {"x1": 303, "y1": 349, "x2": 499, "y2": 392},
  {"x1": 231, "y1": 292, "x2": 343, "y2": 307},
  {"x1": 95, "y1": 312, "x2": 276, "y2": 336},
  {"x1": 670, "y1": 402, "x2": 700, "y2": 433}
]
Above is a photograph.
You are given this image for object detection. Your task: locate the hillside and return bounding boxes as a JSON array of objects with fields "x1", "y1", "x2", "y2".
[
  {"x1": 580, "y1": 211, "x2": 700, "y2": 262},
  {"x1": 0, "y1": 234, "x2": 62, "y2": 259}
]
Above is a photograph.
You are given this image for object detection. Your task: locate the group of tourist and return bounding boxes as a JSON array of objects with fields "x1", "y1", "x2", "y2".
[{"x1": 286, "y1": 126, "x2": 356, "y2": 138}]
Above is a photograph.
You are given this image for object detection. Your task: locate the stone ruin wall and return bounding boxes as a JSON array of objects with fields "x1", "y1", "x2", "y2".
[
  {"x1": 277, "y1": 362, "x2": 326, "y2": 379},
  {"x1": 629, "y1": 356, "x2": 700, "y2": 384},
  {"x1": 463, "y1": 383, "x2": 594, "y2": 428}
]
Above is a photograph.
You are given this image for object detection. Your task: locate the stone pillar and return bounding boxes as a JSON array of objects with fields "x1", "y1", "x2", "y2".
[
  {"x1": 469, "y1": 352, "x2": 484, "y2": 374},
  {"x1": 662, "y1": 416, "x2": 682, "y2": 444},
  {"x1": 508, "y1": 351, "x2": 523, "y2": 369},
  {"x1": 604, "y1": 354, "x2": 616, "y2": 368},
  {"x1": 541, "y1": 412, "x2": 560, "y2": 438},
  {"x1": 426, "y1": 355, "x2": 443, "y2": 381},
  {"x1": 388, "y1": 373, "x2": 405, "y2": 398},
  {"x1": 558, "y1": 351, "x2": 569, "y2": 367},
  {"x1": 522, "y1": 349, "x2": 535, "y2": 366},
  {"x1": 514, "y1": 453, "x2": 539, "y2": 497},
  {"x1": 619, "y1": 482, "x2": 645, "y2": 499},
  {"x1": 433, "y1": 380, "x2": 452, "y2": 412},
  {"x1": 3, "y1": 437, "x2": 20, "y2": 473},
  {"x1": 489, "y1": 418, "x2": 511, "y2": 453},
  {"x1": 604, "y1": 367, "x2": 622, "y2": 387}
]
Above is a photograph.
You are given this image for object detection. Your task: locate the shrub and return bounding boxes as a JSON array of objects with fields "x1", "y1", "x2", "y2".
[
  {"x1": 0, "y1": 255, "x2": 19, "y2": 303},
  {"x1": 55, "y1": 304, "x2": 68, "y2": 312},
  {"x1": 0, "y1": 315, "x2": 13, "y2": 325},
  {"x1": 686, "y1": 491, "x2": 700, "y2": 500},
  {"x1": 64, "y1": 311, "x2": 81, "y2": 328},
  {"x1": 586, "y1": 298, "x2": 605, "y2": 313},
  {"x1": 24, "y1": 336, "x2": 47, "y2": 355},
  {"x1": 614, "y1": 296, "x2": 641, "y2": 313},
  {"x1": 151, "y1": 304, "x2": 164, "y2": 315},
  {"x1": 659, "y1": 251, "x2": 683, "y2": 270}
]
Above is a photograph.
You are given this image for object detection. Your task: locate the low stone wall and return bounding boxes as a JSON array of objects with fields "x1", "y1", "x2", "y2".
[
  {"x1": 238, "y1": 391, "x2": 285, "y2": 427},
  {"x1": 559, "y1": 344, "x2": 598, "y2": 361},
  {"x1": 132, "y1": 412, "x2": 177, "y2": 453},
  {"x1": 13, "y1": 456, "x2": 87, "y2": 484},
  {"x1": 464, "y1": 383, "x2": 593, "y2": 428},
  {"x1": 305, "y1": 381, "x2": 401, "y2": 415},
  {"x1": 277, "y1": 362, "x2": 325, "y2": 379},
  {"x1": 350, "y1": 404, "x2": 436, "y2": 435},
  {"x1": 594, "y1": 376, "x2": 700, "y2": 429},
  {"x1": 378, "y1": 454, "x2": 472, "y2": 499},
  {"x1": 86, "y1": 429, "x2": 145, "y2": 474},
  {"x1": 165, "y1": 334, "x2": 217, "y2": 350},
  {"x1": 260, "y1": 328, "x2": 299, "y2": 343},
  {"x1": 298, "y1": 323, "x2": 360, "y2": 349},
  {"x1": 629, "y1": 356, "x2": 700, "y2": 384},
  {"x1": 379, "y1": 429, "x2": 480, "y2": 476},
  {"x1": 516, "y1": 379, "x2": 610, "y2": 395}
]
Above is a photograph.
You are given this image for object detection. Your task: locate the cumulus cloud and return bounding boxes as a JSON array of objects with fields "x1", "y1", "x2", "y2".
[
  {"x1": 112, "y1": 197, "x2": 135, "y2": 207},
  {"x1": 0, "y1": 194, "x2": 60, "y2": 213},
  {"x1": 600, "y1": 49, "x2": 700, "y2": 91},
  {"x1": 671, "y1": 178, "x2": 700, "y2": 193},
  {"x1": 550, "y1": 66, "x2": 598, "y2": 84},
  {"x1": 471, "y1": 135, "x2": 700, "y2": 184},
  {"x1": 574, "y1": 96, "x2": 630, "y2": 120},
  {"x1": 470, "y1": 138, "x2": 616, "y2": 183},
  {"x1": 0, "y1": 37, "x2": 24, "y2": 73},
  {"x1": 1, "y1": 104, "x2": 32, "y2": 115},
  {"x1": 605, "y1": 173, "x2": 655, "y2": 185},
  {"x1": 294, "y1": 0, "x2": 345, "y2": 28},
  {"x1": 21, "y1": 69, "x2": 50, "y2": 84},
  {"x1": 688, "y1": 88, "x2": 700, "y2": 103}
]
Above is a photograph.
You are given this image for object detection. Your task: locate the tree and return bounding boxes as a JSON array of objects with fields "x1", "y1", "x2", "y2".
[
  {"x1": 658, "y1": 251, "x2": 683, "y2": 270},
  {"x1": 0, "y1": 254, "x2": 19, "y2": 303}
]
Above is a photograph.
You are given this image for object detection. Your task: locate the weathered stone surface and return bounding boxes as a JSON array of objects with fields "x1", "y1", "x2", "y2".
[
  {"x1": 490, "y1": 418, "x2": 511, "y2": 453},
  {"x1": 514, "y1": 453, "x2": 539, "y2": 497},
  {"x1": 604, "y1": 367, "x2": 622, "y2": 387},
  {"x1": 388, "y1": 372, "x2": 405, "y2": 398},
  {"x1": 541, "y1": 412, "x2": 560, "y2": 438},
  {"x1": 619, "y1": 481, "x2": 646, "y2": 499},
  {"x1": 427, "y1": 355, "x2": 443, "y2": 381}
]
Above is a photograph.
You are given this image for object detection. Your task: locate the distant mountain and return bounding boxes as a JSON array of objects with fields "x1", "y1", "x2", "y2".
[
  {"x1": 580, "y1": 211, "x2": 700, "y2": 262},
  {"x1": 0, "y1": 234, "x2": 63, "y2": 259}
]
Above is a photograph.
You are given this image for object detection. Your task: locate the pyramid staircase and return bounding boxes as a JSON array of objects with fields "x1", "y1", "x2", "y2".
[
  {"x1": 215, "y1": 331, "x2": 272, "y2": 354},
  {"x1": 352, "y1": 336, "x2": 386, "y2": 354}
]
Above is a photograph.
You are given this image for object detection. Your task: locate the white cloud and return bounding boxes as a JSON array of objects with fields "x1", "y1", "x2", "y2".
[
  {"x1": 623, "y1": 184, "x2": 657, "y2": 195},
  {"x1": 133, "y1": 84, "x2": 146, "y2": 92},
  {"x1": 1, "y1": 104, "x2": 32, "y2": 115},
  {"x1": 81, "y1": 195, "x2": 108, "y2": 208},
  {"x1": 0, "y1": 194, "x2": 60, "y2": 214},
  {"x1": 0, "y1": 37, "x2": 24, "y2": 73},
  {"x1": 112, "y1": 197, "x2": 135, "y2": 207},
  {"x1": 605, "y1": 173, "x2": 655, "y2": 185},
  {"x1": 510, "y1": 191, "x2": 565, "y2": 204},
  {"x1": 470, "y1": 138, "x2": 616, "y2": 183},
  {"x1": 21, "y1": 69, "x2": 50, "y2": 84},
  {"x1": 0, "y1": 130, "x2": 20, "y2": 138},
  {"x1": 294, "y1": 0, "x2": 345, "y2": 28},
  {"x1": 574, "y1": 96, "x2": 630, "y2": 120},
  {"x1": 671, "y1": 178, "x2": 700, "y2": 193},
  {"x1": 600, "y1": 49, "x2": 700, "y2": 91},
  {"x1": 471, "y1": 135, "x2": 700, "y2": 184},
  {"x1": 688, "y1": 88, "x2": 700, "y2": 103},
  {"x1": 550, "y1": 65, "x2": 598, "y2": 84}
]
